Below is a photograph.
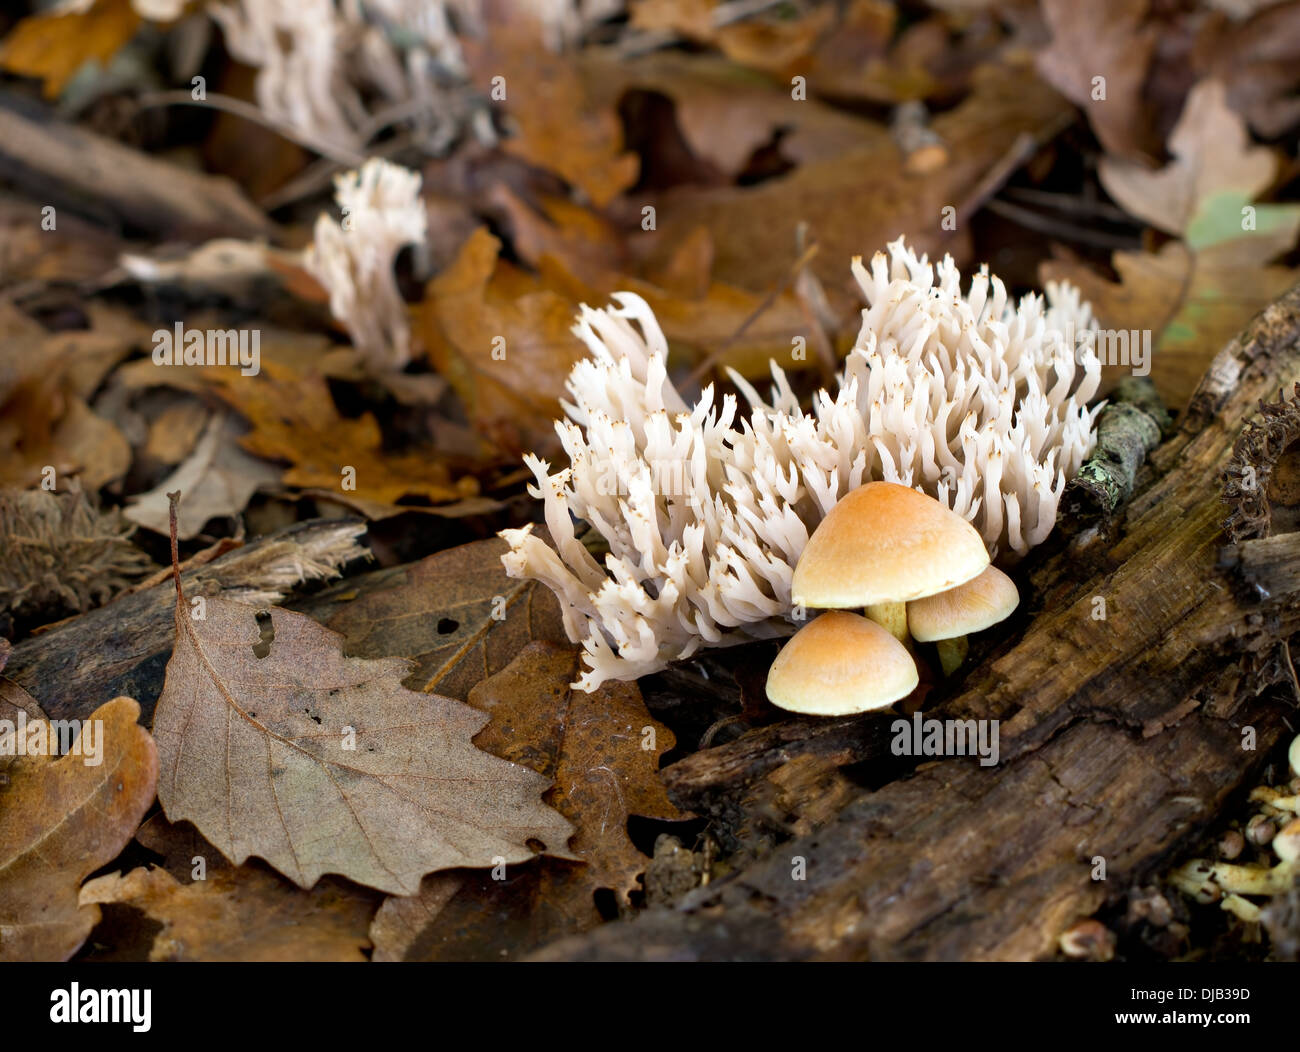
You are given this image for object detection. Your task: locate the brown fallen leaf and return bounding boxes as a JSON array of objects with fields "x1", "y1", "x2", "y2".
[
  {"x1": 321, "y1": 535, "x2": 569, "y2": 702},
  {"x1": 152, "y1": 501, "x2": 574, "y2": 895},
  {"x1": 125, "y1": 412, "x2": 280, "y2": 539},
  {"x1": 0, "y1": 677, "x2": 44, "y2": 781},
  {"x1": 642, "y1": 59, "x2": 1073, "y2": 311},
  {"x1": 81, "y1": 866, "x2": 377, "y2": 962},
  {"x1": 142, "y1": 399, "x2": 211, "y2": 468},
  {"x1": 79, "y1": 816, "x2": 381, "y2": 962},
  {"x1": 1099, "y1": 79, "x2": 1300, "y2": 253},
  {"x1": 419, "y1": 227, "x2": 588, "y2": 456},
  {"x1": 1043, "y1": 241, "x2": 1300, "y2": 409},
  {"x1": 0, "y1": 302, "x2": 139, "y2": 490},
  {"x1": 200, "y1": 357, "x2": 477, "y2": 505},
  {"x1": 629, "y1": 0, "x2": 836, "y2": 88},
  {"x1": 1035, "y1": 0, "x2": 1158, "y2": 160},
  {"x1": 1200, "y1": 2, "x2": 1300, "y2": 138},
  {"x1": 465, "y1": 20, "x2": 638, "y2": 208},
  {"x1": 469, "y1": 642, "x2": 685, "y2": 902},
  {"x1": 1044, "y1": 80, "x2": 1300, "y2": 407},
  {"x1": 368, "y1": 642, "x2": 683, "y2": 961},
  {"x1": 578, "y1": 50, "x2": 887, "y2": 183},
  {"x1": 0, "y1": 0, "x2": 140, "y2": 99},
  {"x1": 0, "y1": 697, "x2": 158, "y2": 961}
]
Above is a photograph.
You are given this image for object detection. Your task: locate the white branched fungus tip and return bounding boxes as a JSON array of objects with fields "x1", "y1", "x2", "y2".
[
  {"x1": 501, "y1": 239, "x2": 1104, "y2": 690},
  {"x1": 304, "y1": 158, "x2": 427, "y2": 373}
]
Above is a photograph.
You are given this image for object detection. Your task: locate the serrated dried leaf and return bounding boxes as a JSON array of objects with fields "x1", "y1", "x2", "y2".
[
  {"x1": 322, "y1": 534, "x2": 569, "y2": 703},
  {"x1": 368, "y1": 642, "x2": 684, "y2": 961},
  {"x1": 1099, "y1": 79, "x2": 1300, "y2": 249},
  {"x1": 152, "y1": 570, "x2": 574, "y2": 895},
  {"x1": 125, "y1": 412, "x2": 280, "y2": 539},
  {"x1": 82, "y1": 815, "x2": 380, "y2": 963},
  {"x1": 0, "y1": 697, "x2": 157, "y2": 961}
]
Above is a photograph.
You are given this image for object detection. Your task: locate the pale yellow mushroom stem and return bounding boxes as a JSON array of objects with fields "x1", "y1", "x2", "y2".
[
  {"x1": 936, "y1": 636, "x2": 969, "y2": 676},
  {"x1": 865, "y1": 601, "x2": 909, "y2": 643}
]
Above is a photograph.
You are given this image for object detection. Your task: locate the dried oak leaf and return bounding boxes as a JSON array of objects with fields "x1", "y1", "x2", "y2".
[
  {"x1": 1043, "y1": 241, "x2": 1299, "y2": 409},
  {"x1": 1099, "y1": 79, "x2": 1300, "y2": 251},
  {"x1": 81, "y1": 866, "x2": 379, "y2": 962},
  {"x1": 419, "y1": 227, "x2": 588, "y2": 456},
  {"x1": 79, "y1": 817, "x2": 381, "y2": 962},
  {"x1": 465, "y1": 20, "x2": 638, "y2": 208},
  {"x1": 643, "y1": 59, "x2": 1072, "y2": 312},
  {"x1": 1044, "y1": 82, "x2": 1300, "y2": 408},
  {"x1": 0, "y1": 697, "x2": 158, "y2": 961},
  {"x1": 152, "y1": 567, "x2": 574, "y2": 896},
  {"x1": 0, "y1": 676, "x2": 44, "y2": 781},
  {"x1": 1035, "y1": 0, "x2": 1159, "y2": 160},
  {"x1": 200, "y1": 358, "x2": 475, "y2": 505},
  {"x1": 320, "y1": 535, "x2": 569, "y2": 702},
  {"x1": 0, "y1": 0, "x2": 140, "y2": 98},
  {"x1": 0, "y1": 303, "x2": 137, "y2": 490},
  {"x1": 125, "y1": 412, "x2": 280, "y2": 539},
  {"x1": 368, "y1": 642, "x2": 683, "y2": 961},
  {"x1": 1200, "y1": 3, "x2": 1300, "y2": 138}
]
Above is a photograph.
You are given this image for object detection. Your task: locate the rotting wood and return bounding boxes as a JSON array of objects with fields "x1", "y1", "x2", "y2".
[{"x1": 527, "y1": 282, "x2": 1300, "y2": 961}]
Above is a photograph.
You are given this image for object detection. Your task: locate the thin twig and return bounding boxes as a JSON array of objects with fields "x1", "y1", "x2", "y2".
[
  {"x1": 258, "y1": 132, "x2": 415, "y2": 211},
  {"x1": 1002, "y1": 186, "x2": 1136, "y2": 225},
  {"x1": 984, "y1": 198, "x2": 1143, "y2": 252},
  {"x1": 135, "y1": 90, "x2": 365, "y2": 167},
  {"x1": 684, "y1": 241, "x2": 820, "y2": 389}
]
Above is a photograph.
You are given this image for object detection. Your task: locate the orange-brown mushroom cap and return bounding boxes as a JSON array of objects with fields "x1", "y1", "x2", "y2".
[
  {"x1": 907, "y1": 564, "x2": 1019, "y2": 642},
  {"x1": 765, "y1": 611, "x2": 918, "y2": 715},
  {"x1": 792, "y1": 482, "x2": 990, "y2": 608}
]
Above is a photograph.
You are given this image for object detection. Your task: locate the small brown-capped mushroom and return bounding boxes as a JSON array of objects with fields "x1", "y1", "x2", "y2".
[
  {"x1": 1247, "y1": 814, "x2": 1277, "y2": 846},
  {"x1": 906, "y1": 564, "x2": 1019, "y2": 675},
  {"x1": 1218, "y1": 829, "x2": 1246, "y2": 861},
  {"x1": 792, "y1": 482, "x2": 989, "y2": 642},
  {"x1": 765, "y1": 611, "x2": 918, "y2": 716}
]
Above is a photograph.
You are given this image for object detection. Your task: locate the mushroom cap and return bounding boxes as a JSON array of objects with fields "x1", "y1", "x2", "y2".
[
  {"x1": 792, "y1": 482, "x2": 990, "y2": 608},
  {"x1": 907, "y1": 564, "x2": 1020, "y2": 642},
  {"x1": 765, "y1": 611, "x2": 918, "y2": 716},
  {"x1": 1276, "y1": 818, "x2": 1300, "y2": 864},
  {"x1": 1290, "y1": 734, "x2": 1300, "y2": 779}
]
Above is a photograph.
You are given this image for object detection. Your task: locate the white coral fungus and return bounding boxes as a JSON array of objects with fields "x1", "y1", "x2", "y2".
[
  {"x1": 502, "y1": 239, "x2": 1104, "y2": 690},
  {"x1": 304, "y1": 157, "x2": 426, "y2": 372}
]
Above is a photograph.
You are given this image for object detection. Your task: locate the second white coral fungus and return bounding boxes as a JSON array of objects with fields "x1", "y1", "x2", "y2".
[{"x1": 501, "y1": 238, "x2": 1104, "y2": 691}]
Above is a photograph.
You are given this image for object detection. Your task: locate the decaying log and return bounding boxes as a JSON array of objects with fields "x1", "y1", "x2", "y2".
[
  {"x1": 530, "y1": 283, "x2": 1300, "y2": 961},
  {"x1": 2, "y1": 519, "x2": 367, "y2": 724}
]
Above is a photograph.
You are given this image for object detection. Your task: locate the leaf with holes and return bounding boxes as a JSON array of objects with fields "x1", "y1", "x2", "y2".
[
  {"x1": 320, "y1": 535, "x2": 569, "y2": 702},
  {"x1": 367, "y1": 642, "x2": 686, "y2": 961},
  {"x1": 151, "y1": 543, "x2": 574, "y2": 896}
]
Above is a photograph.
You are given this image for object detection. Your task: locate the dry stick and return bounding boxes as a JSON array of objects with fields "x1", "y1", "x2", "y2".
[
  {"x1": 984, "y1": 198, "x2": 1142, "y2": 252},
  {"x1": 1001, "y1": 186, "x2": 1135, "y2": 224},
  {"x1": 2, "y1": 517, "x2": 369, "y2": 725},
  {"x1": 0, "y1": 95, "x2": 272, "y2": 239},
  {"x1": 1064, "y1": 376, "x2": 1172, "y2": 520},
  {"x1": 135, "y1": 90, "x2": 366, "y2": 167},
  {"x1": 684, "y1": 241, "x2": 821, "y2": 390}
]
